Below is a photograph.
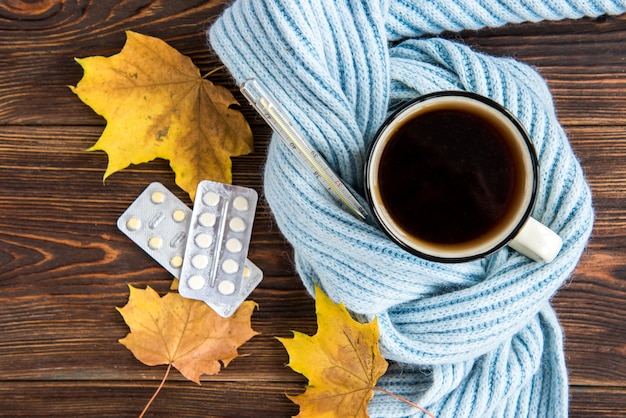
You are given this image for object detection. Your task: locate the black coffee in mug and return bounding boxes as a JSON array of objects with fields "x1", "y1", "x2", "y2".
[
  {"x1": 365, "y1": 91, "x2": 564, "y2": 263},
  {"x1": 377, "y1": 106, "x2": 526, "y2": 246}
]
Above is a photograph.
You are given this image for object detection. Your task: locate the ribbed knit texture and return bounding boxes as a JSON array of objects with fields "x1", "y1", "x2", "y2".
[{"x1": 209, "y1": 1, "x2": 625, "y2": 416}]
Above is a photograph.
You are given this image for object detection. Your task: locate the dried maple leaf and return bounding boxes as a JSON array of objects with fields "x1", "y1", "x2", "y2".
[
  {"x1": 70, "y1": 31, "x2": 253, "y2": 200},
  {"x1": 278, "y1": 286, "x2": 389, "y2": 418},
  {"x1": 117, "y1": 285, "x2": 258, "y2": 384}
]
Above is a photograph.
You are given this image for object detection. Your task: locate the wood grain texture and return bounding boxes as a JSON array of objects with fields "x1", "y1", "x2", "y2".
[{"x1": 1, "y1": 1, "x2": 626, "y2": 417}]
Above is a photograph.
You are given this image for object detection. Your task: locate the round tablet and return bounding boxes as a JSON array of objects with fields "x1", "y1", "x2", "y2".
[
  {"x1": 198, "y1": 212, "x2": 216, "y2": 227},
  {"x1": 126, "y1": 217, "x2": 141, "y2": 231},
  {"x1": 191, "y1": 254, "x2": 209, "y2": 269},
  {"x1": 170, "y1": 255, "x2": 183, "y2": 268},
  {"x1": 188, "y1": 275, "x2": 205, "y2": 290},
  {"x1": 202, "y1": 191, "x2": 220, "y2": 206},
  {"x1": 172, "y1": 209, "x2": 186, "y2": 223},
  {"x1": 148, "y1": 236, "x2": 163, "y2": 249},
  {"x1": 233, "y1": 196, "x2": 249, "y2": 211},
  {"x1": 242, "y1": 265, "x2": 250, "y2": 278},
  {"x1": 222, "y1": 259, "x2": 239, "y2": 274},
  {"x1": 229, "y1": 217, "x2": 245, "y2": 232},
  {"x1": 218, "y1": 280, "x2": 236, "y2": 295},
  {"x1": 194, "y1": 233, "x2": 213, "y2": 248},
  {"x1": 151, "y1": 191, "x2": 165, "y2": 204},
  {"x1": 225, "y1": 238, "x2": 243, "y2": 253}
]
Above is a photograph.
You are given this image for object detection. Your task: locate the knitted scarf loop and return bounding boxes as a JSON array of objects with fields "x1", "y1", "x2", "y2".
[{"x1": 210, "y1": 1, "x2": 625, "y2": 416}]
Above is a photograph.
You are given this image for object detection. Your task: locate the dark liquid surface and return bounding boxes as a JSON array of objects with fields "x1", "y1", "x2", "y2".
[{"x1": 378, "y1": 109, "x2": 519, "y2": 245}]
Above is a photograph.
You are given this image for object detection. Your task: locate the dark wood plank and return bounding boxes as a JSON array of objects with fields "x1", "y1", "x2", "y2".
[
  {"x1": 1, "y1": 7, "x2": 626, "y2": 126},
  {"x1": 2, "y1": 1, "x2": 626, "y2": 417},
  {"x1": 0, "y1": 381, "x2": 302, "y2": 417},
  {"x1": 570, "y1": 386, "x2": 626, "y2": 418},
  {"x1": 0, "y1": 382, "x2": 625, "y2": 417},
  {"x1": 0, "y1": 0, "x2": 232, "y2": 126}
]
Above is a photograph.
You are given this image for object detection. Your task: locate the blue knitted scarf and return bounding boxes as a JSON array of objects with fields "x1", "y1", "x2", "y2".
[{"x1": 209, "y1": 1, "x2": 625, "y2": 416}]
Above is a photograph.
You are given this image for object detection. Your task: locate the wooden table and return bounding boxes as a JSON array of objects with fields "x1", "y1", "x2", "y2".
[{"x1": 1, "y1": 2, "x2": 625, "y2": 417}]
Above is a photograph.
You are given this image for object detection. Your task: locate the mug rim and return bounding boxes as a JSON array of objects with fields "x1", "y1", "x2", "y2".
[{"x1": 364, "y1": 91, "x2": 539, "y2": 263}]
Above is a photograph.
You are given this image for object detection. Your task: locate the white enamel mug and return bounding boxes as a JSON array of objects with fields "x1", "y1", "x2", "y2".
[{"x1": 365, "y1": 91, "x2": 562, "y2": 263}]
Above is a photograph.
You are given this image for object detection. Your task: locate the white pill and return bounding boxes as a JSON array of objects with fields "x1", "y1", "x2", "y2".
[
  {"x1": 229, "y1": 217, "x2": 245, "y2": 232},
  {"x1": 151, "y1": 191, "x2": 165, "y2": 204},
  {"x1": 218, "y1": 280, "x2": 236, "y2": 295},
  {"x1": 194, "y1": 233, "x2": 213, "y2": 248},
  {"x1": 191, "y1": 254, "x2": 209, "y2": 269},
  {"x1": 126, "y1": 217, "x2": 141, "y2": 231},
  {"x1": 170, "y1": 255, "x2": 183, "y2": 268},
  {"x1": 148, "y1": 236, "x2": 163, "y2": 249},
  {"x1": 198, "y1": 212, "x2": 216, "y2": 227},
  {"x1": 202, "y1": 191, "x2": 220, "y2": 206},
  {"x1": 222, "y1": 259, "x2": 239, "y2": 274},
  {"x1": 225, "y1": 238, "x2": 243, "y2": 253},
  {"x1": 172, "y1": 209, "x2": 186, "y2": 223},
  {"x1": 233, "y1": 196, "x2": 249, "y2": 211},
  {"x1": 188, "y1": 275, "x2": 205, "y2": 290}
]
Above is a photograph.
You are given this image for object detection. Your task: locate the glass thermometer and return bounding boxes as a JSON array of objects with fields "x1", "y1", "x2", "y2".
[{"x1": 240, "y1": 78, "x2": 367, "y2": 220}]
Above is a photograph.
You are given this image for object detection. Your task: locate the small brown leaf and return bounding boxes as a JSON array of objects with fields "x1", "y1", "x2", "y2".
[{"x1": 117, "y1": 285, "x2": 258, "y2": 384}]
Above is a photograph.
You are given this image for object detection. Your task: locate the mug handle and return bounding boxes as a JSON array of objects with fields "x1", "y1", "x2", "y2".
[{"x1": 508, "y1": 217, "x2": 563, "y2": 263}]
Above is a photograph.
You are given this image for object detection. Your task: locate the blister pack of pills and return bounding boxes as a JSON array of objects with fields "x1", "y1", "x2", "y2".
[
  {"x1": 117, "y1": 182, "x2": 191, "y2": 277},
  {"x1": 209, "y1": 258, "x2": 262, "y2": 317},
  {"x1": 117, "y1": 182, "x2": 262, "y2": 317},
  {"x1": 178, "y1": 180, "x2": 259, "y2": 306}
]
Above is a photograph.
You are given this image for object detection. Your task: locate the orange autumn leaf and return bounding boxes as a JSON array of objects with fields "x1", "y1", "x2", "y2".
[
  {"x1": 70, "y1": 31, "x2": 253, "y2": 200},
  {"x1": 117, "y1": 285, "x2": 258, "y2": 384},
  {"x1": 278, "y1": 286, "x2": 389, "y2": 418}
]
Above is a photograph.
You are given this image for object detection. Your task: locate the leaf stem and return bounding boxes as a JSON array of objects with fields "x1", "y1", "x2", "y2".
[
  {"x1": 374, "y1": 386, "x2": 436, "y2": 418},
  {"x1": 203, "y1": 65, "x2": 226, "y2": 79},
  {"x1": 139, "y1": 363, "x2": 172, "y2": 418}
]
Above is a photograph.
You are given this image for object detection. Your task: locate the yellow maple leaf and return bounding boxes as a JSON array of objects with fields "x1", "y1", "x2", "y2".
[
  {"x1": 278, "y1": 286, "x2": 389, "y2": 418},
  {"x1": 117, "y1": 285, "x2": 258, "y2": 384},
  {"x1": 70, "y1": 31, "x2": 253, "y2": 200}
]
